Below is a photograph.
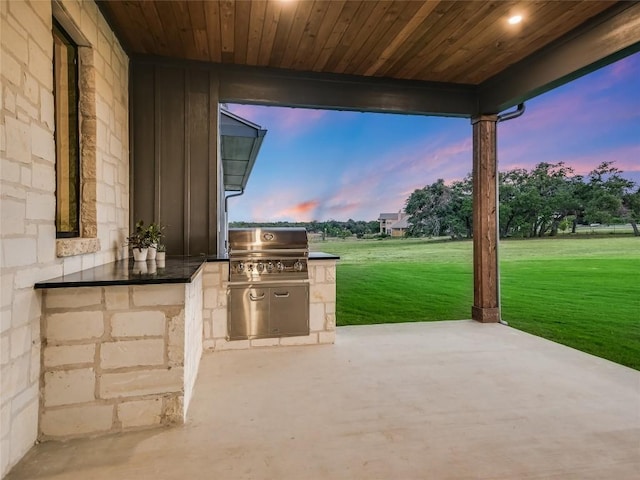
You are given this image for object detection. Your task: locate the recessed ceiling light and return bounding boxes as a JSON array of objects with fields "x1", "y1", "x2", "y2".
[{"x1": 508, "y1": 15, "x2": 523, "y2": 25}]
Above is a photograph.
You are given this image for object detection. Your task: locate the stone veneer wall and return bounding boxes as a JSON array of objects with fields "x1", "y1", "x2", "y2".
[
  {"x1": 1, "y1": 1, "x2": 128, "y2": 476},
  {"x1": 183, "y1": 273, "x2": 203, "y2": 411},
  {"x1": 40, "y1": 278, "x2": 203, "y2": 440},
  {"x1": 202, "y1": 260, "x2": 337, "y2": 350}
]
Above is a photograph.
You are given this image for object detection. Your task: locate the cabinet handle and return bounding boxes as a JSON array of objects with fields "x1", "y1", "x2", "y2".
[
  {"x1": 274, "y1": 292, "x2": 290, "y2": 298},
  {"x1": 249, "y1": 293, "x2": 265, "y2": 301}
]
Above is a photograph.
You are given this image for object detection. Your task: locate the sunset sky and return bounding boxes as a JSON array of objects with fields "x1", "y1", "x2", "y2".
[{"x1": 227, "y1": 52, "x2": 640, "y2": 223}]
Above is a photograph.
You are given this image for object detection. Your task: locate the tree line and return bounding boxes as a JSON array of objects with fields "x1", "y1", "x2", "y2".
[
  {"x1": 229, "y1": 219, "x2": 381, "y2": 238},
  {"x1": 405, "y1": 161, "x2": 640, "y2": 238}
]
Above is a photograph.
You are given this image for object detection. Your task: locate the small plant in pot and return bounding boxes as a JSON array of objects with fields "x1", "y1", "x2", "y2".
[
  {"x1": 146, "y1": 222, "x2": 166, "y2": 260},
  {"x1": 155, "y1": 243, "x2": 166, "y2": 262},
  {"x1": 126, "y1": 221, "x2": 151, "y2": 261}
]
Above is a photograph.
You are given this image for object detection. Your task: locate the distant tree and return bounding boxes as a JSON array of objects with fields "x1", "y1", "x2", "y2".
[
  {"x1": 583, "y1": 162, "x2": 635, "y2": 225},
  {"x1": 496, "y1": 162, "x2": 575, "y2": 237},
  {"x1": 343, "y1": 218, "x2": 371, "y2": 237},
  {"x1": 366, "y1": 220, "x2": 380, "y2": 234},
  {"x1": 338, "y1": 228, "x2": 352, "y2": 239},
  {"x1": 569, "y1": 175, "x2": 592, "y2": 233},
  {"x1": 308, "y1": 220, "x2": 320, "y2": 233},
  {"x1": 621, "y1": 186, "x2": 640, "y2": 236},
  {"x1": 405, "y1": 179, "x2": 469, "y2": 238},
  {"x1": 558, "y1": 219, "x2": 569, "y2": 233},
  {"x1": 499, "y1": 168, "x2": 530, "y2": 237},
  {"x1": 526, "y1": 162, "x2": 576, "y2": 237},
  {"x1": 449, "y1": 175, "x2": 473, "y2": 238}
]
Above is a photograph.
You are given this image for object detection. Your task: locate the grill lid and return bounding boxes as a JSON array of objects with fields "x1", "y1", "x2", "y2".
[
  {"x1": 228, "y1": 227, "x2": 308, "y2": 253},
  {"x1": 228, "y1": 228, "x2": 309, "y2": 283}
]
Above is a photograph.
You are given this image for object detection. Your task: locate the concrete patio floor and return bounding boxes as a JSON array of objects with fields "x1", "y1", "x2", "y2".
[{"x1": 7, "y1": 320, "x2": 640, "y2": 479}]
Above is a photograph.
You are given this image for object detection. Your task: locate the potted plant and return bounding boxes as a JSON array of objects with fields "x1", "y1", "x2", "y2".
[
  {"x1": 156, "y1": 243, "x2": 166, "y2": 262},
  {"x1": 126, "y1": 220, "x2": 151, "y2": 261},
  {"x1": 146, "y1": 222, "x2": 165, "y2": 260}
]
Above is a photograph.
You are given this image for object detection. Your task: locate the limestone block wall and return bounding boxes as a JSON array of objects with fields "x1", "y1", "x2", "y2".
[
  {"x1": 202, "y1": 262, "x2": 229, "y2": 351},
  {"x1": 202, "y1": 260, "x2": 337, "y2": 350},
  {"x1": 183, "y1": 273, "x2": 203, "y2": 412},
  {"x1": 40, "y1": 280, "x2": 203, "y2": 441},
  {"x1": 0, "y1": 1, "x2": 128, "y2": 475},
  {"x1": 308, "y1": 259, "x2": 337, "y2": 345}
]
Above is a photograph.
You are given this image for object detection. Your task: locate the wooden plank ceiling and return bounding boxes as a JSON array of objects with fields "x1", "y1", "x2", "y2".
[{"x1": 100, "y1": 0, "x2": 617, "y2": 85}]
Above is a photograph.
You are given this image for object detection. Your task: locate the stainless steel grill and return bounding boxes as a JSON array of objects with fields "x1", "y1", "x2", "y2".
[
  {"x1": 228, "y1": 227, "x2": 308, "y2": 283},
  {"x1": 227, "y1": 228, "x2": 309, "y2": 340}
]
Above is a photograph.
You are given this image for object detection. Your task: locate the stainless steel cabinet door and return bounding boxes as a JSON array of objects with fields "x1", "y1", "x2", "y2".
[
  {"x1": 228, "y1": 287, "x2": 269, "y2": 340},
  {"x1": 269, "y1": 285, "x2": 309, "y2": 337}
]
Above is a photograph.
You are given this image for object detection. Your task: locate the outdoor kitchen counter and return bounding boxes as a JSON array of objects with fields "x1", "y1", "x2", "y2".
[
  {"x1": 35, "y1": 256, "x2": 207, "y2": 288},
  {"x1": 33, "y1": 252, "x2": 338, "y2": 289},
  {"x1": 35, "y1": 256, "x2": 205, "y2": 442},
  {"x1": 33, "y1": 252, "x2": 338, "y2": 442}
]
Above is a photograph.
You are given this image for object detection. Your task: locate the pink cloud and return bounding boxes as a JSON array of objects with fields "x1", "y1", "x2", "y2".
[
  {"x1": 312, "y1": 136, "x2": 473, "y2": 220},
  {"x1": 275, "y1": 200, "x2": 321, "y2": 220},
  {"x1": 553, "y1": 144, "x2": 640, "y2": 177},
  {"x1": 501, "y1": 56, "x2": 640, "y2": 140},
  {"x1": 244, "y1": 189, "x2": 306, "y2": 222},
  {"x1": 596, "y1": 54, "x2": 640, "y2": 85},
  {"x1": 243, "y1": 187, "x2": 326, "y2": 222},
  {"x1": 609, "y1": 56, "x2": 635, "y2": 79},
  {"x1": 492, "y1": 143, "x2": 640, "y2": 188},
  {"x1": 504, "y1": 96, "x2": 635, "y2": 142},
  {"x1": 322, "y1": 201, "x2": 363, "y2": 219}
]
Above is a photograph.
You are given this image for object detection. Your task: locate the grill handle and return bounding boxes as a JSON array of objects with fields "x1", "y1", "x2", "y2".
[
  {"x1": 274, "y1": 292, "x2": 290, "y2": 298},
  {"x1": 249, "y1": 293, "x2": 265, "y2": 301}
]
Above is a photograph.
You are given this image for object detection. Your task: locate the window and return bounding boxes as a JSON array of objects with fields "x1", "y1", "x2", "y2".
[{"x1": 53, "y1": 21, "x2": 80, "y2": 238}]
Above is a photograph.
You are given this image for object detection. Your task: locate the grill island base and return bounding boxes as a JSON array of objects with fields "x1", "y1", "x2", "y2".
[
  {"x1": 202, "y1": 252, "x2": 338, "y2": 351},
  {"x1": 226, "y1": 228, "x2": 313, "y2": 342},
  {"x1": 34, "y1": 258, "x2": 205, "y2": 440},
  {"x1": 228, "y1": 284, "x2": 310, "y2": 340}
]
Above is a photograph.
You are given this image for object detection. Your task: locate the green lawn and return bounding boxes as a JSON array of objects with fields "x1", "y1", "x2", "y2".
[{"x1": 311, "y1": 236, "x2": 640, "y2": 370}]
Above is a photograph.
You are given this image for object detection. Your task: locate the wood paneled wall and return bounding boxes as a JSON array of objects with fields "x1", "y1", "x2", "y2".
[{"x1": 131, "y1": 62, "x2": 221, "y2": 256}]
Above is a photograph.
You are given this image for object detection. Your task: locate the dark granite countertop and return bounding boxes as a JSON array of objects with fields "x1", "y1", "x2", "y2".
[
  {"x1": 35, "y1": 252, "x2": 339, "y2": 289},
  {"x1": 309, "y1": 252, "x2": 340, "y2": 260},
  {"x1": 35, "y1": 256, "x2": 207, "y2": 289},
  {"x1": 206, "y1": 255, "x2": 229, "y2": 262}
]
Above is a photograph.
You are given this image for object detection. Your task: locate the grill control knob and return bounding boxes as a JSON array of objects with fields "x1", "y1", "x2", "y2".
[
  {"x1": 276, "y1": 261, "x2": 284, "y2": 272},
  {"x1": 256, "y1": 262, "x2": 264, "y2": 273},
  {"x1": 267, "y1": 262, "x2": 274, "y2": 273},
  {"x1": 294, "y1": 260, "x2": 304, "y2": 272}
]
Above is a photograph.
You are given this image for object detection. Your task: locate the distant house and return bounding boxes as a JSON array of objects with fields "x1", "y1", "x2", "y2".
[{"x1": 378, "y1": 211, "x2": 410, "y2": 237}]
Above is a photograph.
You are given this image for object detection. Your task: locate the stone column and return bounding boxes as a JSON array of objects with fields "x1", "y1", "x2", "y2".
[{"x1": 471, "y1": 115, "x2": 500, "y2": 323}]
